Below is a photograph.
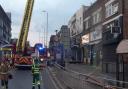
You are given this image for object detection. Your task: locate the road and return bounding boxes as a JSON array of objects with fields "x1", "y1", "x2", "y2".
[{"x1": 0, "y1": 68, "x2": 58, "y2": 89}]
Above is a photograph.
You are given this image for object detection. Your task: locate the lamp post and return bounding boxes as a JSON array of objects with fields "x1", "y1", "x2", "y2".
[
  {"x1": 37, "y1": 30, "x2": 41, "y2": 43},
  {"x1": 55, "y1": 30, "x2": 58, "y2": 35},
  {"x1": 42, "y1": 10, "x2": 48, "y2": 47}
]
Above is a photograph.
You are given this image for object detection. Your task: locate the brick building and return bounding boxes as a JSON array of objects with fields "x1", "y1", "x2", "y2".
[
  {"x1": 69, "y1": 5, "x2": 88, "y2": 62},
  {"x1": 0, "y1": 5, "x2": 12, "y2": 46},
  {"x1": 82, "y1": 0, "x2": 128, "y2": 87},
  {"x1": 82, "y1": 0, "x2": 126, "y2": 69},
  {"x1": 102, "y1": 0, "x2": 128, "y2": 87},
  {"x1": 82, "y1": 0, "x2": 104, "y2": 65},
  {"x1": 58, "y1": 25, "x2": 70, "y2": 58},
  {"x1": 102, "y1": 0, "x2": 123, "y2": 73}
]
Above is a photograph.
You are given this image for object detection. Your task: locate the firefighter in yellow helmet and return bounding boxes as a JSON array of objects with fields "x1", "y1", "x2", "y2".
[{"x1": 31, "y1": 55, "x2": 41, "y2": 89}]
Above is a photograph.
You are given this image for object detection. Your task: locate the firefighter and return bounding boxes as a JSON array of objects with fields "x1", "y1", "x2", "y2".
[
  {"x1": 0, "y1": 57, "x2": 11, "y2": 89},
  {"x1": 32, "y1": 56, "x2": 41, "y2": 89}
]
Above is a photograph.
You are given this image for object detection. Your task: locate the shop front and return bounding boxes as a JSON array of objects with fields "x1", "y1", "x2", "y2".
[
  {"x1": 89, "y1": 26, "x2": 102, "y2": 66},
  {"x1": 70, "y1": 36, "x2": 81, "y2": 63},
  {"x1": 116, "y1": 40, "x2": 128, "y2": 87},
  {"x1": 102, "y1": 17, "x2": 123, "y2": 73},
  {"x1": 81, "y1": 33, "x2": 90, "y2": 64}
]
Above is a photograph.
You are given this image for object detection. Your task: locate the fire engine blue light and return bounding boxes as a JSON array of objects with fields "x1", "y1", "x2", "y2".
[{"x1": 39, "y1": 47, "x2": 43, "y2": 50}]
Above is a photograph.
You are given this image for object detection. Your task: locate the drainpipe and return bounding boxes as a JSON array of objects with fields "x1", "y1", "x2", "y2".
[
  {"x1": 122, "y1": 0, "x2": 124, "y2": 39},
  {"x1": 122, "y1": 0, "x2": 125, "y2": 88}
]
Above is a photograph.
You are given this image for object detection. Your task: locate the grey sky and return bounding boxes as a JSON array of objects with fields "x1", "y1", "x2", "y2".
[{"x1": 0, "y1": 0, "x2": 96, "y2": 46}]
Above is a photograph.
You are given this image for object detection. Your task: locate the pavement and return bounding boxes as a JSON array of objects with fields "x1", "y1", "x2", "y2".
[
  {"x1": 65, "y1": 63, "x2": 118, "y2": 87},
  {"x1": 66, "y1": 63, "x2": 116, "y2": 80}
]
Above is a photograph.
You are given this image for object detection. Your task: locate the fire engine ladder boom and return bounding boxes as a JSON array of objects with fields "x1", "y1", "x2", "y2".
[{"x1": 16, "y1": 0, "x2": 34, "y2": 53}]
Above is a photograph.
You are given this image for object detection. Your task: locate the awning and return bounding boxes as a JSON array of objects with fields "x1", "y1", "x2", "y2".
[
  {"x1": 89, "y1": 40, "x2": 101, "y2": 45},
  {"x1": 116, "y1": 39, "x2": 128, "y2": 54},
  {"x1": 71, "y1": 45, "x2": 79, "y2": 48}
]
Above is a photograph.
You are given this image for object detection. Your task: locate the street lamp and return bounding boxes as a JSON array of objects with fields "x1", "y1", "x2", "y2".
[
  {"x1": 55, "y1": 30, "x2": 58, "y2": 35},
  {"x1": 37, "y1": 30, "x2": 41, "y2": 42},
  {"x1": 42, "y1": 10, "x2": 48, "y2": 47}
]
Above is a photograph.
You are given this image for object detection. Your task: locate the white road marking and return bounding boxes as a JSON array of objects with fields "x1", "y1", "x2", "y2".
[{"x1": 46, "y1": 68, "x2": 60, "y2": 89}]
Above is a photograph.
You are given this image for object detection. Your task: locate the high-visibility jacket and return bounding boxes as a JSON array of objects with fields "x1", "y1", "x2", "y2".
[
  {"x1": 0, "y1": 62, "x2": 10, "y2": 80},
  {"x1": 32, "y1": 64, "x2": 40, "y2": 74}
]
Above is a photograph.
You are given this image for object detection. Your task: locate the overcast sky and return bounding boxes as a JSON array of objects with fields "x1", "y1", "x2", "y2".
[{"x1": 0, "y1": 0, "x2": 96, "y2": 46}]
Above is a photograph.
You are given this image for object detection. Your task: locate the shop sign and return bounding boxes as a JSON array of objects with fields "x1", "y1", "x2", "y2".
[{"x1": 82, "y1": 34, "x2": 89, "y2": 44}]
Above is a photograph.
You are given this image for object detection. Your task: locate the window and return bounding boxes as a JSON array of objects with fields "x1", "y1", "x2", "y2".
[
  {"x1": 113, "y1": 3, "x2": 119, "y2": 14},
  {"x1": 93, "y1": 12, "x2": 100, "y2": 24},
  {"x1": 0, "y1": 28, "x2": 2, "y2": 37},
  {"x1": 105, "y1": 2, "x2": 119, "y2": 18},
  {"x1": 85, "y1": 21, "x2": 89, "y2": 29},
  {"x1": 84, "y1": 16, "x2": 90, "y2": 30},
  {"x1": 106, "y1": 4, "x2": 113, "y2": 17},
  {"x1": 80, "y1": 17, "x2": 82, "y2": 25},
  {"x1": 0, "y1": 18, "x2": 3, "y2": 27},
  {"x1": 86, "y1": 20, "x2": 90, "y2": 29},
  {"x1": 93, "y1": 8, "x2": 101, "y2": 24}
]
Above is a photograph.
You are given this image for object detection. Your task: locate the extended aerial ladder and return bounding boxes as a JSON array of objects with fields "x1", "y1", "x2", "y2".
[
  {"x1": 12, "y1": 0, "x2": 35, "y2": 67},
  {"x1": 16, "y1": 0, "x2": 34, "y2": 53}
]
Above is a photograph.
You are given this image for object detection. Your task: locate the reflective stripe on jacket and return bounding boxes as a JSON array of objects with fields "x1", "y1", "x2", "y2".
[
  {"x1": 0, "y1": 62, "x2": 10, "y2": 80},
  {"x1": 32, "y1": 64, "x2": 40, "y2": 74}
]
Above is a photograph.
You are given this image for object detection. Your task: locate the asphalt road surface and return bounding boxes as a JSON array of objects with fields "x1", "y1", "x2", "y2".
[{"x1": 0, "y1": 68, "x2": 58, "y2": 89}]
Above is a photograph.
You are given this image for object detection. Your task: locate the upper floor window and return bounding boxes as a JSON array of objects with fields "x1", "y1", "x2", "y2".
[
  {"x1": 85, "y1": 21, "x2": 89, "y2": 29},
  {"x1": 0, "y1": 18, "x2": 3, "y2": 27},
  {"x1": 0, "y1": 28, "x2": 3, "y2": 37},
  {"x1": 84, "y1": 16, "x2": 90, "y2": 30},
  {"x1": 105, "y1": 0, "x2": 119, "y2": 18},
  {"x1": 106, "y1": 4, "x2": 112, "y2": 17},
  {"x1": 93, "y1": 8, "x2": 101, "y2": 25}
]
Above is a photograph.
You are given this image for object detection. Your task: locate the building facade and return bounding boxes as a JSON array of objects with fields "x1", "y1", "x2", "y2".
[
  {"x1": 69, "y1": 5, "x2": 88, "y2": 62},
  {"x1": 82, "y1": 0, "x2": 128, "y2": 86},
  {"x1": 58, "y1": 25, "x2": 70, "y2": 58},
  {"x1": 102, "y1": 0, "x2": 128, "y2": 87},
  {"x1": 102, "y1": 0, "x2": 123, "y2": 73},
  {"x1": 82, "y1": 0, "x2": 104, "y2": 65},
  {"x1": 0, "y1": 5, "x2": 11, "y2": 46},
  {"x1": 49, "y1": 35, "x2": 59, "y2": 60},
  {"x1": 81, "y1": 0, "x2": 125, "y2": 69}
]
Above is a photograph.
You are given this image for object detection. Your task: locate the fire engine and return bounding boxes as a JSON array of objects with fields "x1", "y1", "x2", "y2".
[
  {"x1": 34, "y1": 43, "x2": 49, "y2": 62},
  {"x1": 1, "y1": 0, "x2": 48, "y2": 68},
  {"x1": 14, "y1": 0, "x2": 35, "y2": 68},
  {"x1": 9, "y1": 0, "x2": 34, "y2": 67}
]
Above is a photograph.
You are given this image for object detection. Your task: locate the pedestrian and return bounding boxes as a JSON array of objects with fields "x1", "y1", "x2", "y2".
[
  {"x1": 0, "y1": 57, "x2": 11, "y2": 89},
  {"x1": 32, "y1": 56, "x2": 41, "y2": 89}
]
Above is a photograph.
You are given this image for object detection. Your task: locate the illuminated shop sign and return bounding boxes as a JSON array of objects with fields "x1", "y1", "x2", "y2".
[{"x1": 82, "y1": 34, "x2": 89, "y2": 44}]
